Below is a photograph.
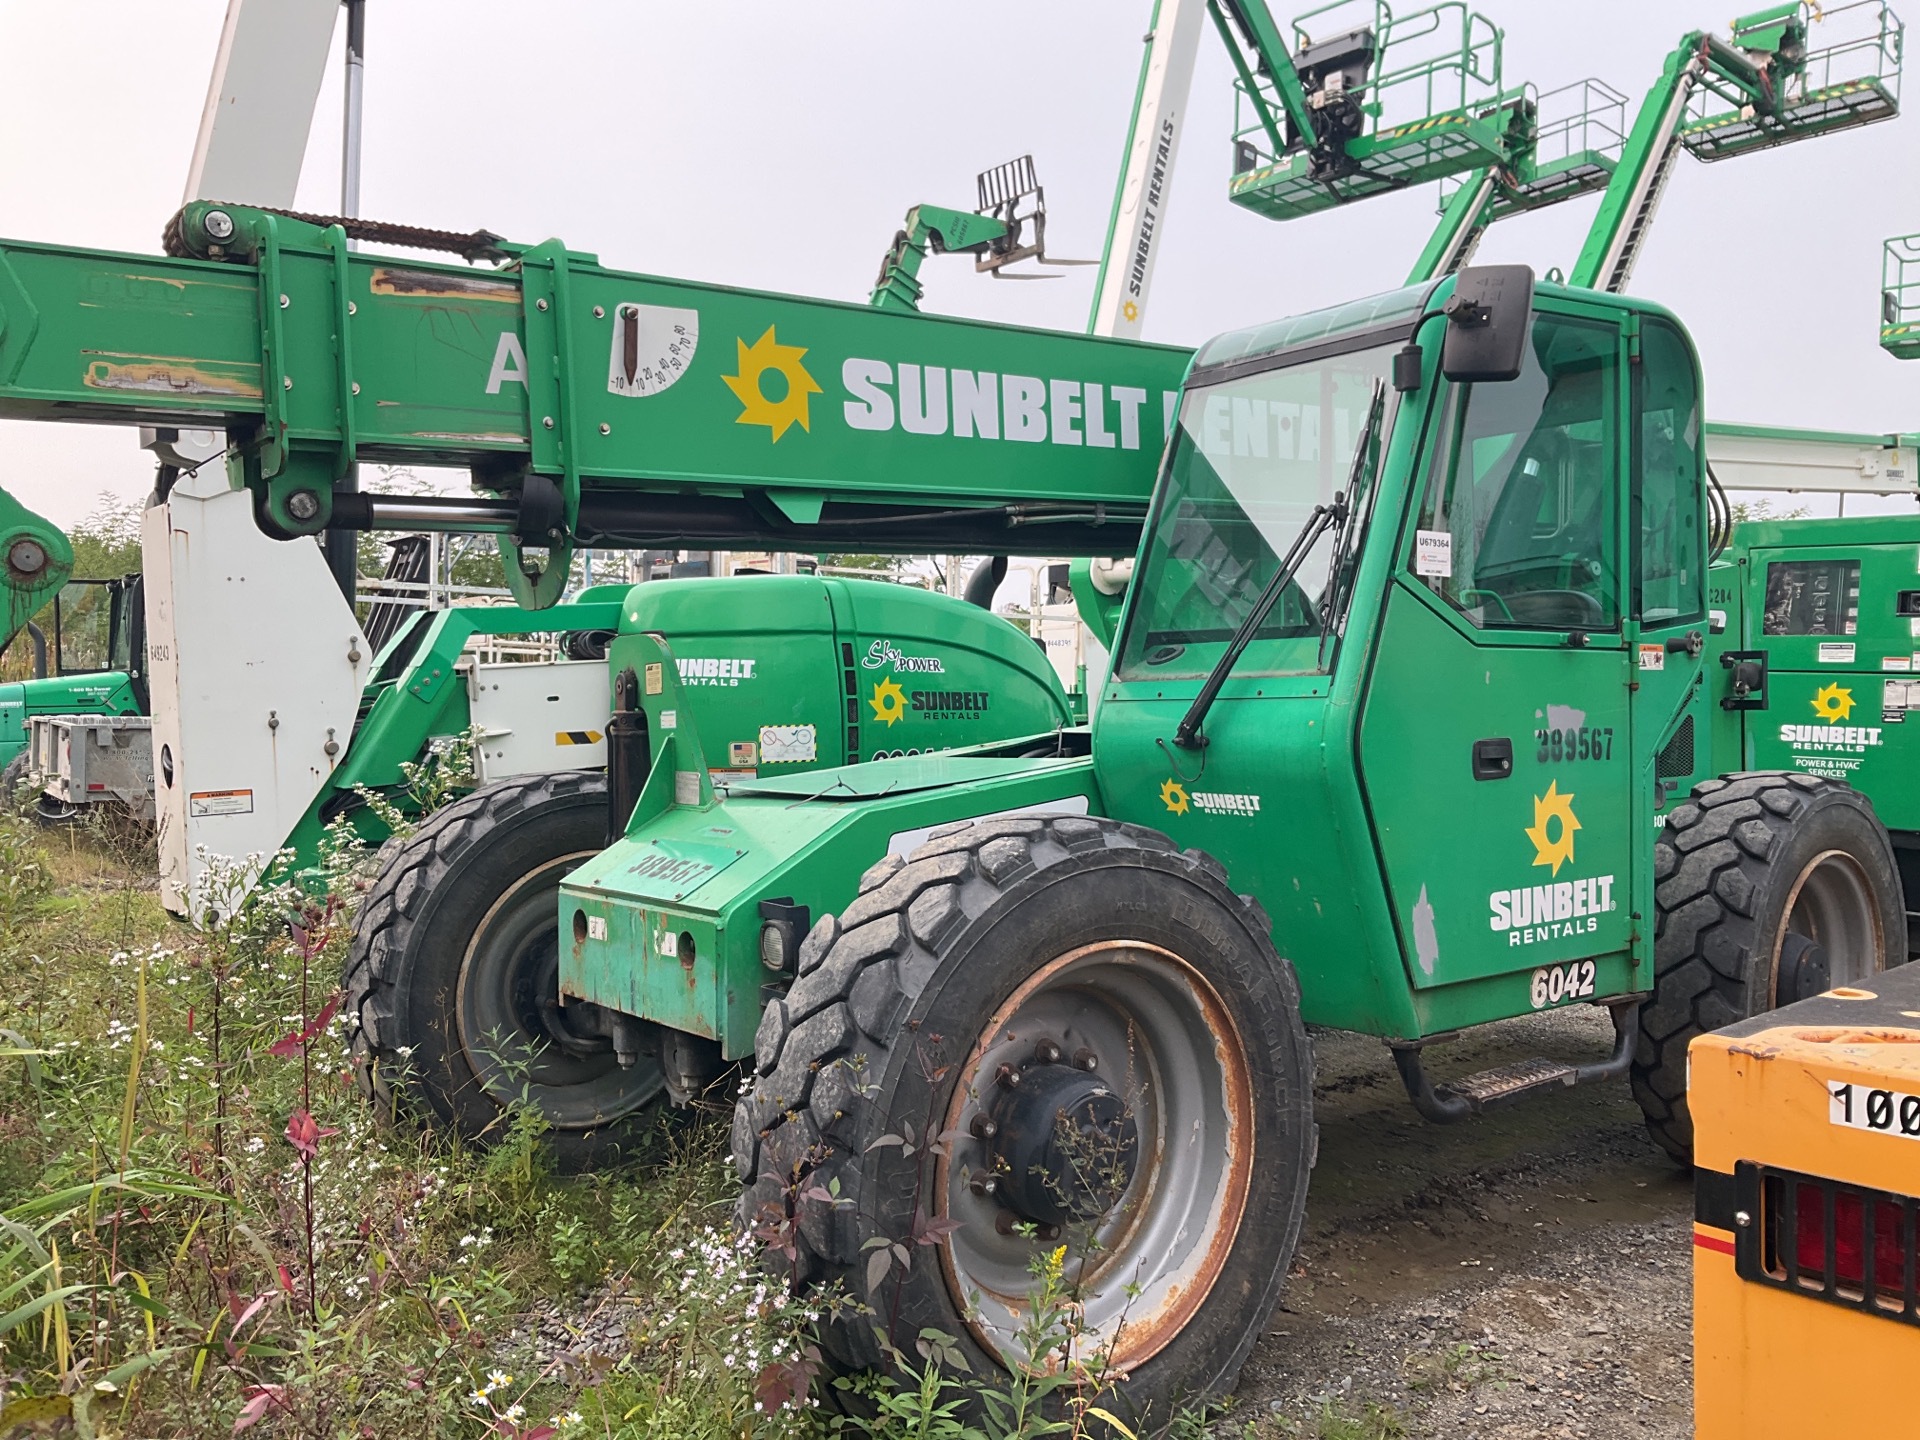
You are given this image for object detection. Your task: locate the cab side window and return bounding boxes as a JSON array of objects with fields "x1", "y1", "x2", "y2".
[
  {"x1": 1633, "y1": 318, "x2": 1705, "y2": 626},
  {"x1": 1413, "y1": 314, "x2": 1620, "y2": 631}
]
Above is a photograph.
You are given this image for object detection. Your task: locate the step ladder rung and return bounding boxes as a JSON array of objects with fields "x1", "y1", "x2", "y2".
[{"x1": 1437, "y1": 1056, "x2": 1577, "y2": 1110}]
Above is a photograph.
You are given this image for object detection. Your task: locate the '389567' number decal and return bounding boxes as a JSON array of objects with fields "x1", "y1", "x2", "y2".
[
  {"x1": 1536, "y1": 726, "x2": 1614, "y2": 763},
  {"x1": 1530, "y1": 960, "x2": 1596, "y2": 1009}
]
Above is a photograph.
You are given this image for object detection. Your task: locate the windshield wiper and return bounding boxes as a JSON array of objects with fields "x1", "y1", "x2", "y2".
[{"x1": 1171, "y1": 380, "x2": 1388, "y2": 752}]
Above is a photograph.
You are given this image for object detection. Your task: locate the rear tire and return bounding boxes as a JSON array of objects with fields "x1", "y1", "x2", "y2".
[
  {"x1": 0, "y1": 753, "x2": 29, "y2": 808},
  {"x1": 343, "y1": 771, "x2": 667, "y2": 1170},
  {"x1": 732, "y1": 814, "x2": 1314, "y2": 1427},
  {"x1": 1633, "y1": 772, "x2": 1905, "y2": 1163}
]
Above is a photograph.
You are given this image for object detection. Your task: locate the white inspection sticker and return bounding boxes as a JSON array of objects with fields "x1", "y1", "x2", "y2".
[
  {"x1": 759, "y1": 724, "x2": 817, "y2": 764},
  {"x1": 1830, "y1": 1079, "x2": 1920, "y2": 1139},
  {"x1": 189, "y1": 789, "x2": 254, "y2": 817},
  {"x1": 1820, "y1": 642, "x2": 1857, "y2": 664},
  {"x1": 1413, "y1": 529, "x2": 1453, "y2": 578}
]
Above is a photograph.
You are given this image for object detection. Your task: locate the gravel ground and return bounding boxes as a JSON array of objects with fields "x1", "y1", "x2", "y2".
[{"x1": 1233, "y1": 1009, "x2": 1696, "y2": 1439}]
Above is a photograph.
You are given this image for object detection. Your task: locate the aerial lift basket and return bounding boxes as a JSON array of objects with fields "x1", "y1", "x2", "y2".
[
  {"x1": 1228, "y1": 0, "x2": 1517, "y2": 219},
  {"x1": 1683, "y1": 1, "x2": 1903, "y2": 161},
  {"x1": 1882, "y1": 233, "x2": 1920, "y2": 359},
  {"x1": 1431, "y1": 77, "x2": 1628, "y2": 225},
  {"x1": 1691, "y1": 962, "x2": 1920, "y2": 1438}
]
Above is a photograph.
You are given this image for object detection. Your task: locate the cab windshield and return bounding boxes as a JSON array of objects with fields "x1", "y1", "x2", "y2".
[{"x1": 1114, "y1": 340, "x2": 1401, "y2": 680}]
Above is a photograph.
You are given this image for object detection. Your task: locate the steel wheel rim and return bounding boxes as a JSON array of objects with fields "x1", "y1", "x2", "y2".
[
  {"x1": 1775, "y1": 847, "x2": 1884, "y2": 996},
  {"x1": 934, "y1": 940, "x2": 1254, "y2": 1373},
  {"x1": 455, "y1": 851, "x2": 664, "y2": 1130}
]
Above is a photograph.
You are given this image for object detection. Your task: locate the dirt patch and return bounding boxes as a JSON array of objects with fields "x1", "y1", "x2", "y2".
[{"x1": 1230, "y1": 1009, "x2": 1695, "y2": 1438}]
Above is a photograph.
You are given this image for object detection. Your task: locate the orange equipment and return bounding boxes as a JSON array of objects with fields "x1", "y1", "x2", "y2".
[{"x1": 1692, "y1": 964, "x2": 1920, "y2": 1438}]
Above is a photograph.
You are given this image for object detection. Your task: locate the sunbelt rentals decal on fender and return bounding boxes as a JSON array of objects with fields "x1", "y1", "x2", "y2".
[
  {"x1": 1159, "y1": 780, "x2": 1262, "y2": 817},
  {"x1": 1781, "y1": 683, "x2": 1883, "y2": 778},
  {"x1": 1488, "y1": 781, "x2": 1617, "y2": 946}
]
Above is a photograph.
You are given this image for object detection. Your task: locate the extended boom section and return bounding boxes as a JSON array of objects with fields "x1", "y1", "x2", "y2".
[{"x1": 0, "y1": 204, "x2": 1186, "y2": 607}]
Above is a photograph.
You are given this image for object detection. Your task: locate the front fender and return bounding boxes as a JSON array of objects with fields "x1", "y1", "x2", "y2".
[{"x1": 559, "y1": 751, "x2": 1104, "y2": 1058}]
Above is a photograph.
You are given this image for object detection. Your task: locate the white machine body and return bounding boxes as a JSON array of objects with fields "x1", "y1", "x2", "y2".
[
  {"x1": 143, "y1": 469, "x2": 370, "y2": 918},
  {"x1": 1703, "y1": 426, "x2": 1914, "y2": 496},
  {"x1": 29, "y1": 714, "x2": 156, "y2": 822},
  {"x1": 183, "y1": 0, "x2": 341, "y2": 209},
  {"x1": 468, "y1": 657, "x2": 610, "y2": 783},
  {"x1": 1088, "y1": 0, "x2": 1208, "y2": 340}
]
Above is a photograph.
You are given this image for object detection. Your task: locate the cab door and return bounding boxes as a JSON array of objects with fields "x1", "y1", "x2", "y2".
[
  {"x1": 1358, "y1": 305, "x2": 1637, "y2": 1012},
  {"x1": 1625, "y1": 317, "x2": 1711, "y2": 940}
]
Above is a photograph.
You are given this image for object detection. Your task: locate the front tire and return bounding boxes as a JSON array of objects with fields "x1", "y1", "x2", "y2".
[
  {"x1": 733, "y1": 815, "x2": 1314, "y2": 1426},
  {"x1": 1633, "y1": 772, "x2": 1906, "y2": 1163},
  {"x1": 343, "y1": 771, "x2": 667, "y2": 1170}
]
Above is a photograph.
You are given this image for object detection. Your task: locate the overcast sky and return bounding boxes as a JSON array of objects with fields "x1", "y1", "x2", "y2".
[{"x1": 1, "y1": 0, "x2": 1915, "y2": 529}]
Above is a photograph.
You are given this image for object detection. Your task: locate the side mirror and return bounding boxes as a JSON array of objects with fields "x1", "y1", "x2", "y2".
[{"x1": 1440, "y1": 265, "x2": 1534, "y2": 383}]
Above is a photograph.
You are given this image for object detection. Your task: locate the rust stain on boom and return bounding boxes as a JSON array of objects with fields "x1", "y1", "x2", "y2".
[
  {"x1": 369, "y1": 267, "x2": 520, "y2": 303},
  {"x1": 82, "y1": 352, "x2": 262, "y2": 398}
]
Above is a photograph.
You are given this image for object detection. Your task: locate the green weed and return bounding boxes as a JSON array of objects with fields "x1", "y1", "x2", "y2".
[{"x1": 0, "y1": 802, "x2": 1215, "y2": 1439}]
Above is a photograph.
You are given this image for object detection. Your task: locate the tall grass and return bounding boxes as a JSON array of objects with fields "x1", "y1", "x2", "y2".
[{"x1": 0, "y1": 793, "x2": 1209, "y2": 1439}]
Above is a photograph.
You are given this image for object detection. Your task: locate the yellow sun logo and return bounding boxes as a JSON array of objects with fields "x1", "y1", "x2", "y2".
[
  {"x1": 721, "y1": 326, "x2": 822, "y2": 442},
  {"x1": 1525, "y1": 780, "x2": 1581, "y2": 876},
  {"x1": 1122, "y1": 300, "x2": 1140, "y2": 323},
  {"x1": 1812, "y1": 683, "x2": 1854, "y2": 724},
  {"x1": 869, "y1": 677, "x2": 906, "y2": 727},
  {"x1": 1159, "y1": 778, "x2": 1189, "y2": 815}
]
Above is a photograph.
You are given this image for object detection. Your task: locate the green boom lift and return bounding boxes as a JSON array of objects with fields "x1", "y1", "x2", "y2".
[{"x1": 1412, "y1": 1, "x2": 1906, "y2": 286}]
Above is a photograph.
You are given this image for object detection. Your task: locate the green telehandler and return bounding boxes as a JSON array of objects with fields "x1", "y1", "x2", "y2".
[{"x1": 0, "y1": 0, "x2": 1912, "y2": 1421}]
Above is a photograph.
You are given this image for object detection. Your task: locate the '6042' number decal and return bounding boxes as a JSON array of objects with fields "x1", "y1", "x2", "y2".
[
  {"x1": 1830, "y1": 1081, "x2": 1920, "y2": 1138},
  {"x1": 1530, "y1": 960, "x2": 1596, "y2": 1010}
]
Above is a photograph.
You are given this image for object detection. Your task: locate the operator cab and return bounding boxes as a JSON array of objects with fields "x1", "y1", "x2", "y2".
[{"x1": 1100, "y1": 269, "x2": 1710, "y2": 1047}]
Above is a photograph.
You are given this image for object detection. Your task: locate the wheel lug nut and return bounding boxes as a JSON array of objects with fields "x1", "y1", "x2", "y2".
[
  {"x1": 995, "y1": 1063, "x2": 1022, "y2": 1090},
  {"x1": 970, "y1": 1175, "x2": 998, "y2": 1198},
  {"x1": 994, "y1": 1210, "x2": 1022, "y2": 1236},
  {"x1": 969, "y1": 1114, "x2": 999, "y2": 1141},
  {"x1": 1073, "y1": 1048, "x2": 1099, "y2": 1072},
  {"x1": 1034, "y1": 1039, "x2": 1063, "y2": 1065},
  {"x1": 1039, "y1": 1223, "x2": 1062, "y2": 1242}
]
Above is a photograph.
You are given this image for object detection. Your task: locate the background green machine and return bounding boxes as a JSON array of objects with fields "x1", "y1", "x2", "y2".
[{"x1": 0, "y1": 574, "x2": 144, "y2": 788}]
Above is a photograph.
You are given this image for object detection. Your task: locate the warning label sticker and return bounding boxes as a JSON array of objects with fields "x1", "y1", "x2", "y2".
[{"x1": 189, "y1": 790, "x2": 254, "y2": 818}]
